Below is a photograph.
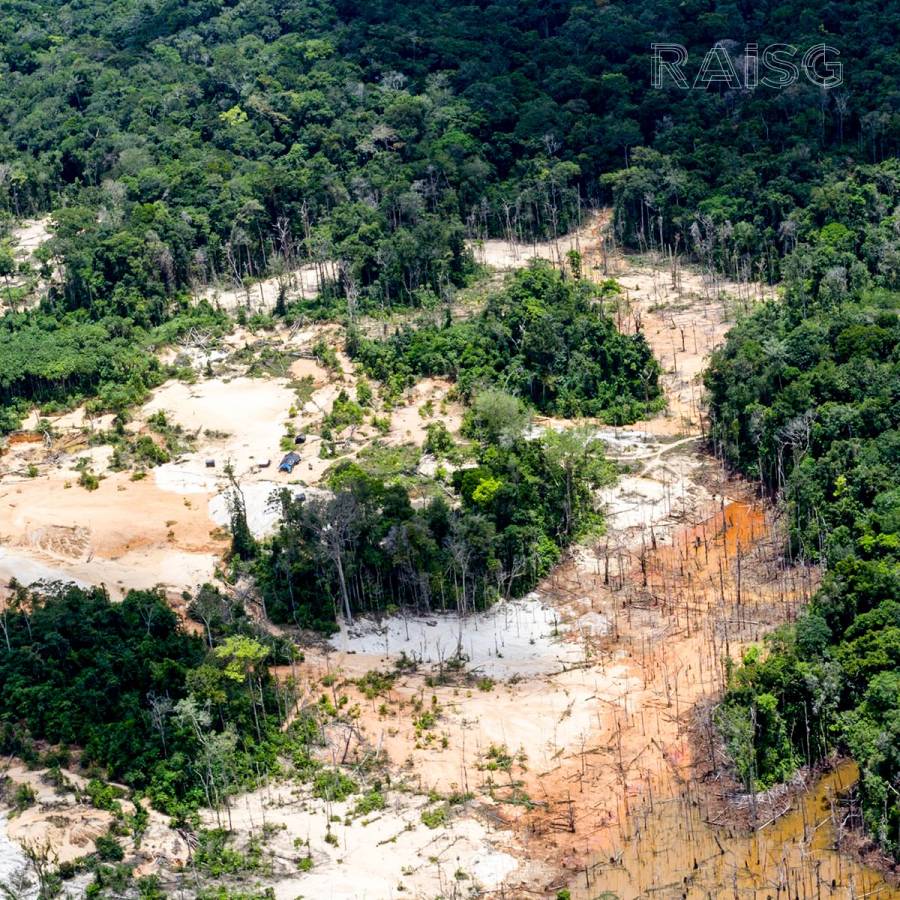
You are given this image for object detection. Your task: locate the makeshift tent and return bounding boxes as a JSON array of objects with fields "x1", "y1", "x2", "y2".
[{"x1": 279, "y1": 452, "x2": 301, "y2": 473}]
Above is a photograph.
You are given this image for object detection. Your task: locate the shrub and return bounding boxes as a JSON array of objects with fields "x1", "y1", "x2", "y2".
[{"x1": 312, "y1": 769, "x2": 357, "y2": 803}]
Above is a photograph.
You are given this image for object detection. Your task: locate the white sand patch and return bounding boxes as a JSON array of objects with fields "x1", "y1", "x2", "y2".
[
  {"x1": 600, "y1": 451, "x2": 714, "y2": 541},
  {"x1": 11, "y1": 218, "x2": 51, "y2": 256},
  {"x1": 470, "y1": 231, "x2": 586, "y2": 270},
  {"x1": 0, "y1": 813, "x2": 36, "y2": 899},
  {"x1": 575, "y1": 610, "x2": 612, "y2": 636},
  {"x1": 469, "y1": 850, "x2": 521, "y2": 885},
  {"x1": 200, "y1": 262, "x2": 335, "y2": 312},
  {"x1": 209, "y1": 784, "x2": 525, "y2": 899},
  {"x1": 0, "y1": 544, "x2": 217, "y2": 599},
  {"x1": 0, "y1": 546, "x2": 89, "y2": 589},
  {"x1": 4, "y1": 217, "x2": 57, "y2": 311},
  {"x1": 143, "y1": 376, "x2": 293, "y2": 452},
  {"x1": 142, "y1": 376, "x2": 299, "y2": 492},
  {"x1": 300, "y1": 381, "x2": 344, "y2": 418},
  {"x1": 159, "y1": 345, "x2": 230, "y2": 371},
  {"x1": 208, "y1": 482, "x2": 328, "y2": 538},
  {"x1": 152, "y1": 464, "x2": 219, "y2": 494},
  {"x1": 20, "y1": 407, "x2": 116, "y2": 433},
  {"x1": 331, "y1": 595, "x2": 582, "y2": 679},
  {"x1": 69, "y1": 445, "x2": 115, "y2": 471},
  {"x1": 601, "y1": 475, "x2": 674, "y2": 531},
  {"x1": 594, "y1": 427, "x2": 660, "y2": 457}
]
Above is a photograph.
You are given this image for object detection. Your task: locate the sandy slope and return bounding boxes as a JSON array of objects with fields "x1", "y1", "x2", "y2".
[
  {"x1": 4, "y1": 217, "x2": 55, "y2": 310},
  {"x1": 0, "y1": 468, "x2": 223, "y2": 597}
]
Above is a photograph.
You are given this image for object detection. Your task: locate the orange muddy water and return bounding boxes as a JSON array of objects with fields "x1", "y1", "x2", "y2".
[
  {"x1": 556, "y1": 496, "x2": 899, "y2": 899},
  {"x1": 571, "y1": 760, "x2": 899, "y2": 899}
]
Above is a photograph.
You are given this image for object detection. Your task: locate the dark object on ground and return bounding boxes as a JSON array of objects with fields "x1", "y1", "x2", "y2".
[{"x1": 279, "y1": 452, "x2": 301, "y2": 473}]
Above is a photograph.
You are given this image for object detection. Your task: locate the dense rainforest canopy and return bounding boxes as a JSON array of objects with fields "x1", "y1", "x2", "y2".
[
  {"x1": 2, "y1": 0, "x2": 900, "y2": 431},
  {"x1": 351, "y1": 263, "x2": 663, "y2": 423},
  {"x1": 0, "y1": 584, "x2": 296, "y2": 819},
  {"x1": 0, "y1": 0, "x2": 898, "y2": 311},
  {"x1": 708, "y1": 255, "x2": 900, "y2": 857}
]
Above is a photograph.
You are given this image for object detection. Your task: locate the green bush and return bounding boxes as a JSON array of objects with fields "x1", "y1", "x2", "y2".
[
  {"x1": 312, "y1": 769, "x2": 358, "y2": 803},
  {"x1": 94, "y1": 833, "x2": 124, "y2": 862}
]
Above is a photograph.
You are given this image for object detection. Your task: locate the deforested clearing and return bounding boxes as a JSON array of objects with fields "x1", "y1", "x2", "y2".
[{"x1": 5, "y1": 222, "x2": 892, "y2": 899}]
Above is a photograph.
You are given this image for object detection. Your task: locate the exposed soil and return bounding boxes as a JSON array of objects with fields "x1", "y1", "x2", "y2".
[
  {"x1": 0, "y1": 320, "x2": 466, "y2": 599},
  {"x1": 199, "y1": 261, "x2": 335, "y2": 313},
  {"x1": 288, "y1": 218, "x2": 895, "y2": 897},
  {"x1": 0, "y1": 467, "x2": 224, "y2": 598},
  {"x1": 4, "y1": 217, "x2": 56, "y2": 310}
]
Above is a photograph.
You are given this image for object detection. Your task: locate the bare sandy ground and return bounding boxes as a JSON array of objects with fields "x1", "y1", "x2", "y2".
[
  {"x1": 304, "y1": 493, "x2": 817, "y2": 895},
  {"x1": 331, "y1": 593, "x2": 588, "y2": 680},
  {"x1": 471, "y1": 224, "x2": 594, "y2": 271},
  {"x1": 0, "y1": 316, "x2": 472, "y2": 604},
  {"x1": 10, "y1": 219, "x2": 51, "y2": 256},
  {"x1": 146, "y1": 375, "x2": 298, "y2": 489},
  {"x1": 3, "y1": 217, "x2": 55, "y2": 310},
  {"x1": 201, "y1": 261, "x2": 335, "y2": 313},
  {"x1": 198, "y1": 782, "x2": 536, "y2": 899},
  {"x1": 2, "y1": 762, "x2": 188, "y2": 887},
  {"x1": 0, "y1": 467, "x2": 223, "y2": 598},
  {"x1": 0, "y1": 810, "x2": 35, "y2": 898},
  {"x1": 279, "y1": 226, "x2": 839, "y2": 896}
]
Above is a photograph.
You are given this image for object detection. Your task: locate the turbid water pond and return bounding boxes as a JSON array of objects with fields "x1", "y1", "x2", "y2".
[{"x1": 572, "y1": 761, "x2": 899, "y2": 898}]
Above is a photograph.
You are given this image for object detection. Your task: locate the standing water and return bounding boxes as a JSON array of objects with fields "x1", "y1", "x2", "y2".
[{"x1": 571, "y1": 761, "x2": 900, "y2": 898}]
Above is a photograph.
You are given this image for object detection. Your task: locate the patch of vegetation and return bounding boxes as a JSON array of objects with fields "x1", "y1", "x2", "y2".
[
  {"x1": 12, "y1": 781, "x2": 36, "y2": 812},
  {"x1": 0, "y1": 585, "x2": 290, "y2": 822},
  {"x1": 193, "y1": 829, "x2": 265, "y2": 878},
  {"x1": 354, "y1": 670, "x2": 397, "y2": 700},
  {"x1": 75, "y1": 458, "x2": 101, "y2": 491},
  {"x1": 86, "y1": 779, "x2": 126, "y2": 813},
  {"x1": 352, "y1": 789, "x2": 387, "y2": 817},
  {"x1": 423, "y1": 421, "x2": 455, "y2": 458},
  {"x1": 420, "y1": 804, "x2": 448, "y2": 829},
  {"x1": 351, "y1": 265, "x2": 662, "y2": 424},
  {"x1": 94, "y1": 832, "x2": 124, "y2": 862},
  {"x1": 255, "y1": 406, "x2": 612, "y2": 631},
  {"x1": 312, "y1": 769, "x2": 358, "y2": 803},
  {"x1": 345, "y1": 443, "x2": 422, "y2": 484},
  {"x1": 0, "y1": 305, "x2": 228, "y2": 435},
  {"x1": 709, "y1": 282, "x2": 900, "y2": 857}
]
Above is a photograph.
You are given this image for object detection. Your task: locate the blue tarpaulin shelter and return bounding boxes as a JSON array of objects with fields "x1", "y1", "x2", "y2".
[{"x1": 279, "y1": 451, "x2": 301, "y2": 473}]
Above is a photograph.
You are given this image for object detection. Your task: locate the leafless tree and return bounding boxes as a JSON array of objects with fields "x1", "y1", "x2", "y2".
[
  {"x1": 307, "y1": 493, "x2": 359, "y2": 624},
  {"x1": 148, "y1": 692, "x2": 174, "y2": 757}
]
